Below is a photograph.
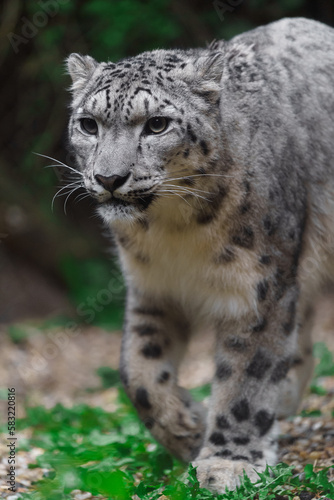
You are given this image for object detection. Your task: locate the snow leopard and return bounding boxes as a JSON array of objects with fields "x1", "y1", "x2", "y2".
[{"x1": 65, "y1": 17, "x2": 334, "y2": 493}]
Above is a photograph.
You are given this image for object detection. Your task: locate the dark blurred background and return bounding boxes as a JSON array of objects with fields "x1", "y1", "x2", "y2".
[{"x1": 1, "y1": 0, "x2": 334, "y2": 327}]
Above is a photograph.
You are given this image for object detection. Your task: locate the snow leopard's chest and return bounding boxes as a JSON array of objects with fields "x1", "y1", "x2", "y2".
[{"x1": 117, "y1": 223, "x2": 259, "y2": 323}]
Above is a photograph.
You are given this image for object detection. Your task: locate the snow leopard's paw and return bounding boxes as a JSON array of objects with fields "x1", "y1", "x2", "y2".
[{"x1": 192, "y1": 456, "x2": 264, "y2": 493}]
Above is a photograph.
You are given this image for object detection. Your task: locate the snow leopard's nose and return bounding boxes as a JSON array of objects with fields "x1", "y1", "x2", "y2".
[{"x1": 94, "y1": 173, "x2": 130, "y2": 194}]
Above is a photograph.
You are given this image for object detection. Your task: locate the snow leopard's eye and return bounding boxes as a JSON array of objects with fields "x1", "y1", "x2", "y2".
[
  {"x1": 145, "y1": 117, "x2": 168, "y2": 134},
  {"x1": 80, "y1": 118, "x2": 98, "y2": 135}
]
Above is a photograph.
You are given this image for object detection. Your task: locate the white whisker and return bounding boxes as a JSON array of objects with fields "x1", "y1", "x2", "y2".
[
  {"x1": 34, "y1": 152, "x2": 83, "y2": 177},
  {"x1": 157, "y1": 189, "x2": 192, "y2": 206},
  {"x1": 63, "y1": 185, "x2": 83, "y2": 214},
  {"x1": 51, "y1": 181, "x2": 83, "y2": 211},
  {"x1": 161, "y1": 184, "x2": 211, "y2": 202},
  {"x1": 74, "y1": 192, "x2": 91, "y2": 204},
  {"x1": 166, "y1": 172, "x2": 235, "y2": 182},
  {"x1": 44, "y1": 164, "x2": 82, "y2": 179},
  {"x1": 162, "y1": 183, "x2": 212, "y2": 198}
]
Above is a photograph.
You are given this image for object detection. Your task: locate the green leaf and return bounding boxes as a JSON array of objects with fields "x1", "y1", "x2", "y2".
[
  {"x1": 299, "y1": 409, "x2": 322, "y2": 417},
  {"x1": 80, "y1": 468, "x2": 130, "y2": 498},
  {"x1": 8, "y1": 324, "x2": 29, "y2": 343},
  {"x1": 88, "y1": 429, "x2": 125, "y2": 446},
  {"x1": 310, "y1": 383, "x2": 328, "y2": 395},
  {"x1": 304, "y1": 463, "x2": 314, "y2": 479},
  {"x1": 96, "y1": 366, "x2": 121, "y2": 388},
  {"x1": 313, "y1": 342, "x2": 334, "y2": 377},
  {"x1": 189, "y1": 383, "x2": 211, "y2": 401}
]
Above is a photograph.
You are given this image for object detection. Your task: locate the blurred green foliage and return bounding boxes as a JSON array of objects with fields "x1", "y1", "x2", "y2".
[
  {"x1": 7, "y1": 324, "x2": 29, "y2": 343},
  {"x1": 96, "y1": 366, "x2": 122, "y2": 388},
  {"x1": 313, "y1": 342, "x2": 334, "y2": 377},
  {"x1": 1, "y1": 0, "x2": 333, "y2": 325},
  {"x1": 189, "y1": 383, "x2": 211, "y2": 402},
  {"x1": 60, "y1": 255, "x2": 125, "y2": 328},
  {"x1": 80, "y1": 0, "x2": 182, "y2": 60}
]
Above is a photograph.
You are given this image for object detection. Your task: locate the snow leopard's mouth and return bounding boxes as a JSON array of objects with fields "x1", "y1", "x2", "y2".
[
  {"x1": 100, "y1": 193, "x2": 155, "y2": 211},
  {"x1": 96, "y1": 193, "x2": 156, "y2": 222},
  {"x1": 103, "y1": 197, "x2": 131, "y2": 208}
]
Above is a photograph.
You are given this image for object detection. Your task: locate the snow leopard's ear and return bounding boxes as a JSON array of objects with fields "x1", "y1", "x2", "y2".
[
  {"x1": 194, "y1": 42, "x2": 257, "y2": 94},
  {"x1": 197, "y1": 50, "x2": 226, "y2": 83},
  {"x1": 66, "y1": 53, "x2": 98, "y2": 92},
  {"x1": 191, "y1": 50, "x2": 226, "y2": 98}
]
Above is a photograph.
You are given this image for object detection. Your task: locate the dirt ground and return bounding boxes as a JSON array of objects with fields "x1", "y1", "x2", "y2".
[{"x1": 0, "y1": 294, "x2": 334, "y2": 498}]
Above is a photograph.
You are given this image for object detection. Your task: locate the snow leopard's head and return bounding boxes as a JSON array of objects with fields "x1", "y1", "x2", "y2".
[{"x1": 66, "y1": 48, "x2": 229, "y2": 225}]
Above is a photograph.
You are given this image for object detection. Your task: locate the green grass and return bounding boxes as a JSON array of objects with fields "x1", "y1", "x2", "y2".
[
  {"x1": 5, "y1": 343, "x2": 334, "y2": 499},
  {"x1": 14, "y1": 392, "x2": 334, "y2": 499},
  {"x1": 12, "y1": 363, "x2": 333, "y2": 499}
]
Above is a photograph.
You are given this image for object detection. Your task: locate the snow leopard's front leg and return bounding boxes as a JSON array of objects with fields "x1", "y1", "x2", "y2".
[
  {"x1": 120, "y1": 289, "x2": 206, "y2": 461},
  {"x1": 193, "y1": 285, "x2": 299, "y2": 493}
]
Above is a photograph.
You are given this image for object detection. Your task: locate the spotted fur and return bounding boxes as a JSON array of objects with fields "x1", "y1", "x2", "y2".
[{"x1": 65, "y1": 18, "x2": 334, "y2": 493}]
